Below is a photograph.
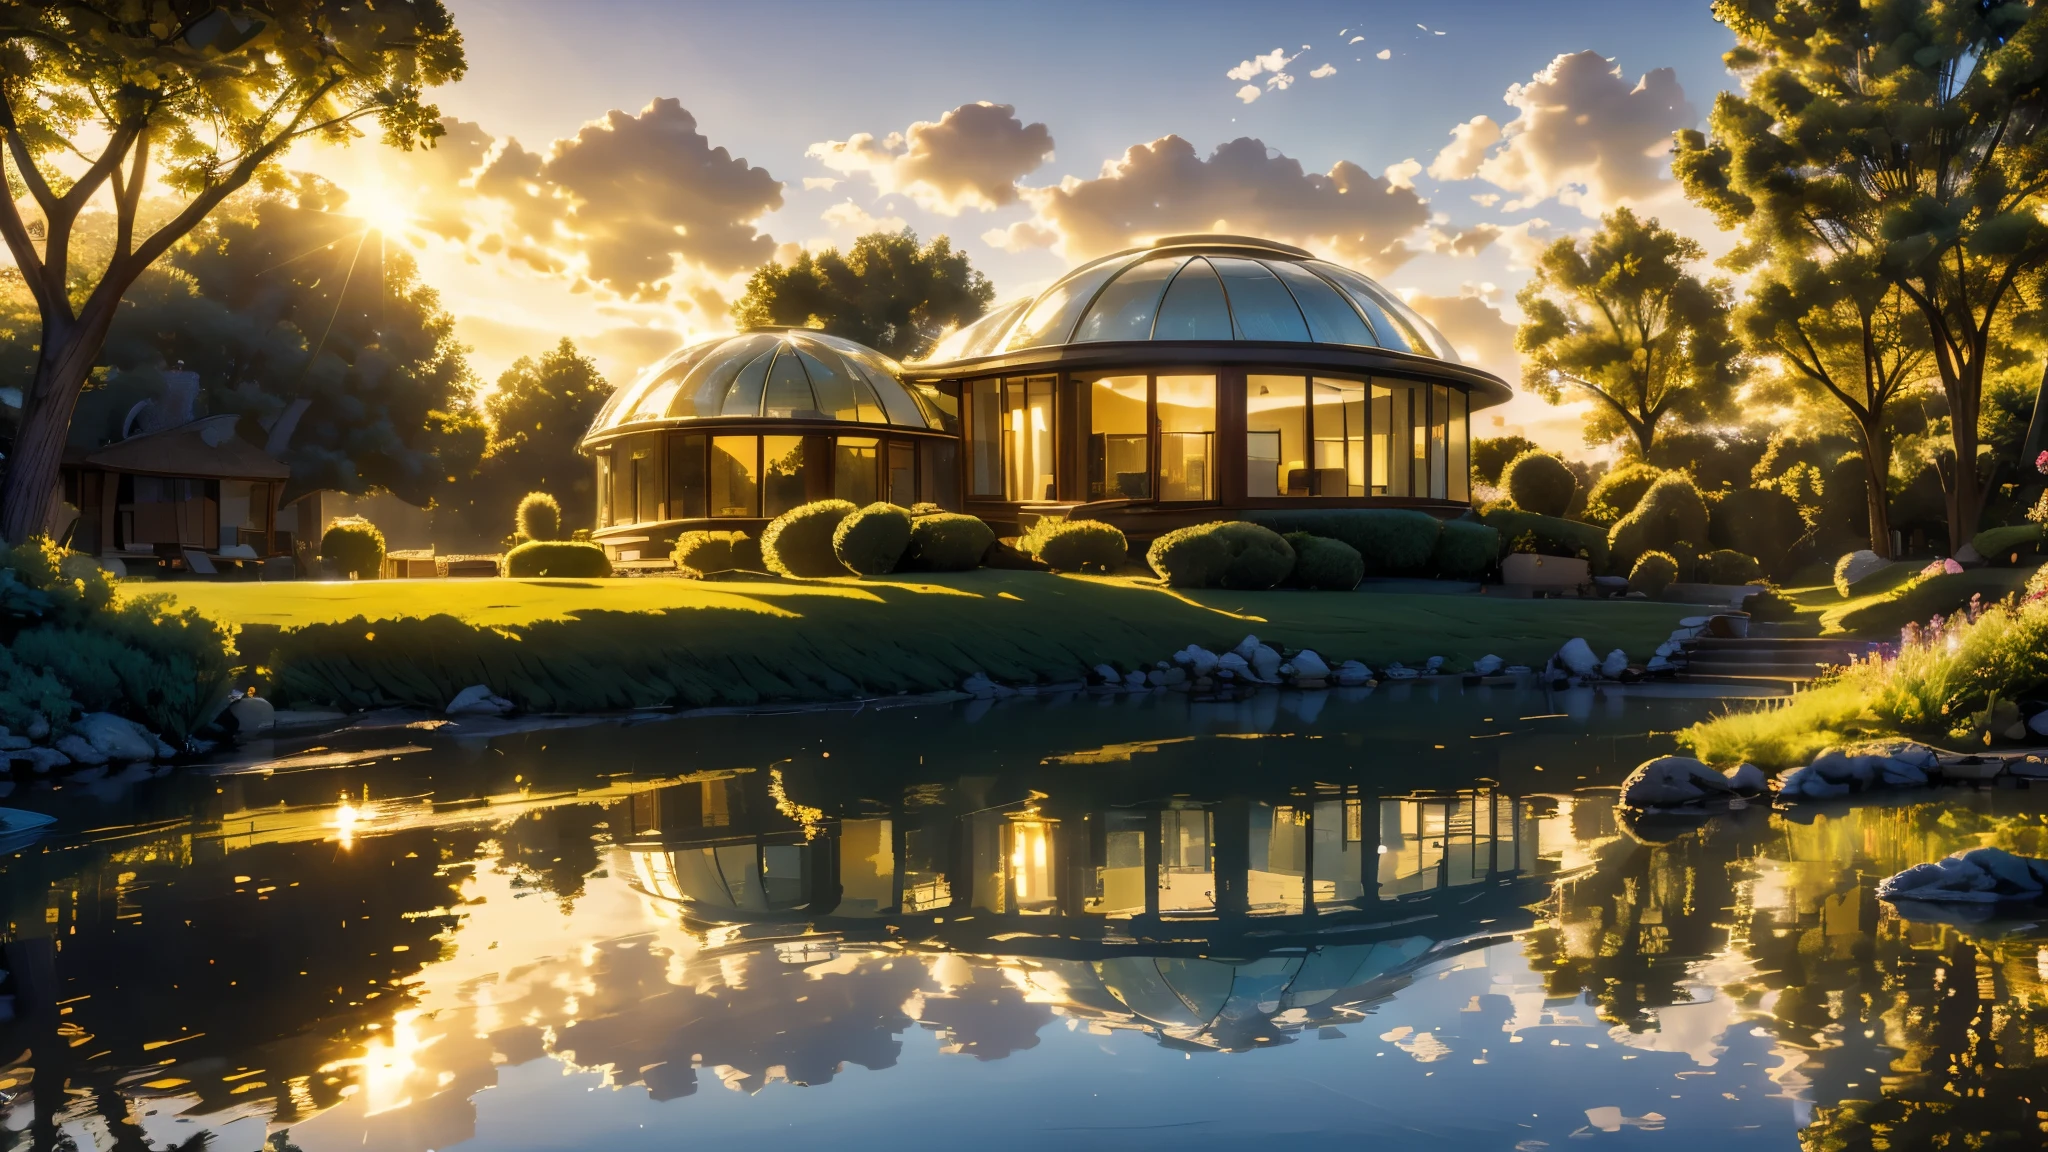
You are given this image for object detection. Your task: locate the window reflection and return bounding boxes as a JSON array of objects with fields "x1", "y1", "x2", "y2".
[
  {"x1": 968, "y1": 379, "x2": 1002, "y2": 497},
  {"x1": 1311, "y1": 378, "x2": 1367, "y2": 497},
  {"x1": 1159, "y1": 808, "x2": 1214, "y2": 914},
  {"x1": 835, "y1": 436, "x2": 880, "y2": 506},
  {"x1": 669, "y1": 433, "x2": 707, "y2": 519},
  {"x1": 1245, "y1": 375, "x2": 1307, "y2": 497},
  {"x1": 1089, "y1": 375, "x2": 1150, "y2": 500},
  {"x1": 887, "y1": 441, "x2": 916, "y2": 506},
  {"x1": 1430, "y1": 384, "x2": 1451, "y2": 500},
  {"x1": 1156, "y1": 374, "x2": 1214, "y2": 502},
  {"x1": 763, "y1": 435, "x2": 809, "y2": 517},
  {"x1": 711, "y1": 435, "x2": 759, "y2": 517},
  {"x1": 1004, "y1": 376, "x2": 1056, "y2": 502}
]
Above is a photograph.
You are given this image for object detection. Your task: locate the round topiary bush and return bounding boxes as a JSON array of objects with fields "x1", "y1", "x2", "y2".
[
  {"x1": 833, "y1": 503, "x2": 914, "y2": 576},
  {"x1": 1501, "y1": 450, "x2": 1577, "y2": 518},
  {"x1": 516, "y1": 491, "x2": 564, "y2": 542},
  {"x1": 672, "y1": 530, "x2": 761, "y2": 578},
  {"x1": 1699, "y1": 549, "x2": 1764, "y2": 585},
  {"x1": 1147, "y1": 521, "x2": 1296, "y2": 589},
  {"x1": 1709, "y1": 486, "x2": 1804, "y2": 577},
  {"x1": 320, "y1": 516, "x2": 385, "y2": 579},
  {"x1": 1609, "y1": 472, "x2": 1709, "y2": 572},
  {"x1": 1628, "y1": 550, "x2": 1679, "y2": 598},
  {"x1": 1283, "y1": 532, "x2": 1364, "y2": 590},
  {"x1": 1031, "y1": 520, "x2": 1129, "y2": 573},
  {"x1": 504, "y1": 540, "x2": 612, "y2": 577},
  {"x1": 761, "y1": 499, "x2": 858, "y2": 577},
  {"x1": 1432, "y1": 519, "x2": 1500, "y2": 580},
  {"x1": 1246, "y1": 509, "x2": 1441, "y2": 575},
  {"x1": 901, "y1": 513, "x2": 995, "y2": 571},
  {"x1": 1583, "y1": 462, "x2": 1664, "y2": 525}
]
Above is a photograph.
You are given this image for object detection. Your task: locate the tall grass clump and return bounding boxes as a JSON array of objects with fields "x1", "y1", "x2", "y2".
[{"x1": 1681, "y1": 591, "x2": 2048, "y2": 767}]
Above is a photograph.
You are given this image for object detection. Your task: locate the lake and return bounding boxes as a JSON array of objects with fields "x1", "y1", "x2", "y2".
[{"x1": 3, "y1": 681, "x2": 2045, "y2": 1150}]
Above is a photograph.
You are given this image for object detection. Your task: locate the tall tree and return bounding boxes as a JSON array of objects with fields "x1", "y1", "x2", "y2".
[
  {"x1": 1514, "y1": 207, "x2": 1741, "y2": 457},
  {"x1": 1735, "y1": 254, "x2": 1933, "y2": 558},
  {"x1": 1674, "y1": 0, "x2": 2048, "y2": 553},
  {"x1": 446, "y1": 339, "x2": 612, "y2": 540},
  {"x1": 731, "y1": 231, "x2": 992, "y2": 360},
  {"x1": 0, "y1": 1, "x2": 464, "y2": 542}
]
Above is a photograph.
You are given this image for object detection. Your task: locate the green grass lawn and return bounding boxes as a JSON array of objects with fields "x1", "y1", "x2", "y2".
[{"x1": 128, "y1": 573, "x2": 1703, "y2": 713}]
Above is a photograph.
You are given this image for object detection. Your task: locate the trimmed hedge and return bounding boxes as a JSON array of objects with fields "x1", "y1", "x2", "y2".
[
  {"x1": 1246, "y1": 509, "x2": 1442, "y2": 576},
  {"x1": 672, "y1": 531, "x2": 762, "y2": 578},
  {"x1": 1972, "y1": 523, "x2": 2045, "y2": 564},
  {"x1": 1609, "y1": 473, "x2": 1709, "y2": 572},
  {"x1": 1479, "y1": 508, "x2": 1609, "y2": 572},
  {"x1": 1284, "y1": 533, "x2": 1364, "y2": 590},
  {"x1": 1629, "y1": 551, "x2": 1679, "y2": 598},
  {"x1": 516, "y1": 492, "x2": 563, "y2": 542},
  {"x1": 1699, "y1": 548, "x2": 1764, "y2": 585},
  {"x1": 833, "y1": 503, "x2": 914, "y2": 576},
  {"x1": 1148, "y1": 520, "x2": 1296, "y2": 589},
  {"x1": 902, "y1": 513, "x2": 995, "y2": 571},
  {"x1": 504, "y1": 540, "x2": 612, "y2": 578},
  {"x1": 320, "y1": 516, "x2": 385, "y2": 579},
  {"x1": 1583, "y1": 462, "x2": 1663, "y2": 525},
  {"x1": 1709, "y1": 486, "x2": 1804, "y2": 576},
  {"x1": 1501, "y1": 450, "x2": 1576, "y2": 518},
  {"x1": 761, "y1": 499, "x2": 857, "y2": 577},
  {"x1": 1433, "y1": 519, "x2": 1500, "y2": 580},
  {"x1": 1029, "y1": 520, "x2": 1129, "y2": 574}
]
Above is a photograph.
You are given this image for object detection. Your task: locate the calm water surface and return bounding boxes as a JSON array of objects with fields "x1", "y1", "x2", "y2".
[{"x1": 3, "y1": 682, "x2": 2046, "y2": 1150}]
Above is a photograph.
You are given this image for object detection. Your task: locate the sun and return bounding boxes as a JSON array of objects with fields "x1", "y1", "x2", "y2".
[{"x1": 345, "y1": 178, "x2": 415, "y2": 235}]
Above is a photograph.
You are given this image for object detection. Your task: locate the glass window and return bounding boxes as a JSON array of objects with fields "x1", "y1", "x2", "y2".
[
  {"x1": 1412, "y1": 386, "x2": 1431, "y2": 496},
  {"x1": 669, "y1": 434, "x2": 707, "y2": 519},
  {"x1": 1003, "y1": 254, "x2": 1137, "y2": 350},
  {"x1": 968, "y1": 379, "x2": 1002, "y2": 496},
  {"x1": 1153, "y1": 258, "x2": 1233, "y2": 341},
  {"x1": 920, "y1": 439, "x2": 959, "y2": 509},
  {"x1": 1211, "y1": 257, "x2": 1310, "y2": 342},
  {"x1": 1072, "y1": 256, "x2": 1186, "y2": 343},
  {"x1": 796, "y1": 345, "x2": 870, "y2": 422},
  {"x1": 636, "y1": 440, "x2": 662, "y2": 522},
  {"x1": 710, "y1": 435, "x2": 759, "y2": 517},
  {"x1": 597, "y1": 453, "x2": 612, "y2": 526},
  {"x1": 1089, "y1": 375, "x2": 1150, "y2": 500},
  {"x1": 1371, "y1": 383, "x2": 1411, "y2": 497},
  {"x1": 1314, "y1": 264, "x2": 1413, "y2": 353},
  {"x1": 763, "y1": 435, "x2": 809, "y2": 516},
  {"x1": 677, "y1": 333, "x2": 776, "y2": 419},
  {"x1": 887, "y1": 441, "x2": 916, "y2": 506},
  {"x1": 763, "y1": 346, "x2": 820, "y2": 418},
  {"x1": 1430, "y1": 384, "x2": 1451, "y2": 499},
  {"x1": 1156, "y1": 374, "x2": 1215, "y2": 502},
  {"x1": 1268, "y1": 260, "x2": 1375, "y2": 346},
  {"x1": 1447, "y1": 389, "x2": 1470, "y2": 503},
  {"x1": 1245, "y1": 375, "x2": 1307, "y2": 497},
  {"x1": 836, "y1": 436, "x2": 880, "y2": 505},
  {"x1": 1312, "y1": 378, "x2": 1368, "y2": 497},
  {"x1": 720, "y1": 343, "x2": 776, "y2": 417},
  {"x1": 1004, "y1": 376, "x2": 1056, "y2": 502},
  {"x1": 613, "y1": 439, "x2": 650, "y2": 524}
]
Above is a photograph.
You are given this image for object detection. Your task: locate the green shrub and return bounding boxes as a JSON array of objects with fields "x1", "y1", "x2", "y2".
[
  {"x1": 1026, "y1": 520, "x2": 1129, "y2": 573},
  {"x1": 320, "y1": 516, "x2": 385, "y2": 579},
  {"x1": 1245, "y1": 509, "x2": 1442, "y2": 576},
  {"x1": 1283, "y1": 533, "x2": 1364, "y2": 590},
  {"x1": 504, "y1": 540, "x2": 612, "y2": 578},
  {"x1": 1501, "y1": 450, "x2": 1577, "y2": 517},
  {"x1": 1433, "y1": 520, "x2": 1499, "y2": 580},
  {"x1": 901, "y1": 513, "x2": 995, "y2": 571},
  {"x1": 1972, "y1": 523, "x2": 2044, "y2": 565},
  {"x1": 1699, "y1": 549, "x2": 1764, "y2": 585},
  {"x1": 1148, "y1": 520, "x2": 1297, "y2": 589},
  {"x1": 833, "y1": 503, "x2": 914, "y2": 576},
  {"x1": 1609, "y1": 473, "x2": 1709, "y2": 572},
  {"x1": 516, "y1": 492, "x2": 564, "y2": 541},
  {"x1": 1479, "y1": 508, "x2": 1610, "y2": 572},
  {"x1": 1628, "y1": 551, "x2": 1679, "y2": 598},
  {"x1": 1834, "y1": 555, "x2": 1918, "y2": 598},
  {"x1": 672, "y1": 531, "x2": 761, "y2": 577},
  {"x1": 1470, "y1": 434, "x2": 1539, "y2": 488},
  {"x1": 1583, "y1": 462, "x2": 1664, "y2": 525},
  {"x1": 761, "y1": 499, "x2": 858, "y2": 577},
  {"x1": 1709, "y1": 487, "x2": 1804, "y2": 576}
]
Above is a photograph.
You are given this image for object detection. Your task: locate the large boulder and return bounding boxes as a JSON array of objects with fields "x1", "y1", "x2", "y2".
[
  {"x1": 1335, "y1": 661, "x2": 1373, "y2": 687},
  {"x1": 1555, "y1": 638, "x2": 1600, "y2": 676},
  {"x1": 1724, "y1": 763, "x2": 1768, "y2": 794},
  {"x1": 74, "y1": 712, "x2": 163, "y2": 761},
  {"x1": 1878, "y1": 848, "x2": 2048, "y2": 904},
  {"x1": 1834, "y1": 550, "x2": 1889, "y2": 593},
  {"x1": 446, "y1": 685, "x2": 515, "y2": 717},
  {"x1": 1775, "y1": 765, "x2": 1851, "y2": 800},
  {"x1": 1621, "y1": 755, "x2": 1736, "y2": 808}
]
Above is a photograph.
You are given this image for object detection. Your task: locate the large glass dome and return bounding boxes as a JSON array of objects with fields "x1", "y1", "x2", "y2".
[
  {"x1": 586, "y1": 328, "x2": 951, "y2": 442},
  {"x1": 915, "y1": 235, "x2": 1462, "y2": 364}
]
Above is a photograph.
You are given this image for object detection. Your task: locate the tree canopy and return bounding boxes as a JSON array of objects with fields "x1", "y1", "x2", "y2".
[
  {"x1": 0, "y1": 0, "x2": 465, "y2": 541},
  {"x1": 439, "y1": 339, "x2": 612, "y2": 544},
  {"x1": 1514, "y1": 207, "x2": 1741, "y2": 456},
  {"x1": 730, "y1": 231, "x2": 993, "y2": 360}
]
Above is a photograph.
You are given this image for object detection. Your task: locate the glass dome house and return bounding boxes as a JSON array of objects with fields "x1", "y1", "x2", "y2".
[{"x1": 583, "y1": 235, "x2": 1511, "y2": 562}]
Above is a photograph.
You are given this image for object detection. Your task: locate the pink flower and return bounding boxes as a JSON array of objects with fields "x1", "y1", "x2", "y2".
[{"x1": 2036, "y1": 449, "x2": 2048, "y2": 474}]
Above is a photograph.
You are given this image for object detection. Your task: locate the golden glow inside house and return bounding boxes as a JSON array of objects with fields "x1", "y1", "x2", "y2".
[{"x1": 580, "y1": 235, "x2": 1510, "y2": 563}]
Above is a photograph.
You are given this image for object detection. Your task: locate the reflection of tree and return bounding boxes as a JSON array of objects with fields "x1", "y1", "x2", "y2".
[{"x1": 495, "y1": 805, "x2": 606, "y2": 910}]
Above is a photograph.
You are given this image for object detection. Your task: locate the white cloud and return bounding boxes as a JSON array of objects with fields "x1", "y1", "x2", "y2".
[
  {"x1": 1016, "y1": 134, "x2": 1430, "y2": 275},
  {"x1": 1376, "y1": 49, "x2": 1392, "y2": 60},
  {"x1": 1236, "y1": 84, "x2": 1263, "y2": 104},
  {"x1": 806, "y1": 102, "x2": 1054, "y2": 215},
  {"x1": 981, "y1": 219, "x2": 1060, "y2": 252},
  {"x1": 1385, "y1": 158, "x2": 1423, "y2": 189},
  {"x1": 1426, "y1": 223, "x2": 1502, "y2": 257},
  {"x1": 802, "y1": 176, "x2": 840, "y2": 191},
  {"x1": 1349, "y1": 35, "x2": 1365, "y2": 43},
  {"x1": 1473, "y1": 50, "x2": 1696, "y2": 216},
  {"x1": 1471, "y1": 192, "x2": 1501, "y2": 207},
  {"x1": 1266, "y1": 71, "x2": 1296, "y2": 91},
  {"x1": 1228, "y1": 48, "x2": 1295, "y2": 82},
  {"x1": 1310, "y1": 63, "x2": 1337, "y2": 79},
  {"x1": 1497, "y1": 217, "x2": 1561, "y2": 270},
  {"x1": 1426, "y1": 115, "x2": 1504, "y2": 182},
  {"x1": 822, "y1": 199, "x2": 907, "y2": 233}
]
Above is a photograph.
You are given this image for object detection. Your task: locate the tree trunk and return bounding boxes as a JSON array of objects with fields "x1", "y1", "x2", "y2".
[
  {"x1": 0, "y1": 315, "x2": 107, "y2": 544},
  {"x1": 1944, "y1": 366, "x2": 1985, "y2": 557},
  {"x1": 1858, "y1": 419, "x2": 1893, "y2": 559}
]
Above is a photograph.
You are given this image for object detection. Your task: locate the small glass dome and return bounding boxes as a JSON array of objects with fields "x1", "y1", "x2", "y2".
[
  {"x1": 586, "y1": 328, "x2": 951, "y2": 442},
  {"x1": 913, "y1": 235, "x2": 1461, "y2": 364}
]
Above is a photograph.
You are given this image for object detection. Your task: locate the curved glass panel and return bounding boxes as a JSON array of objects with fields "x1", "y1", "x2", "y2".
[
  {"x1": 720, "y1": 343, "x2": 776, "y2": 416},
  {"x1": 1072, "y1": 256, "x2": 1187, "y2": 343},
  {"x1": 1153, "y1": 258, "x2": 1234, "y2": 341},
  {"x1": 677, "y1": 332, "x2": 776, "y2": 418},
  {"x1": 1309, "y1": 263, "x2": 1416, "y2": 354},
  {"x1": 921, "y1": 299, "x2": 1028, "y2": 363},
  {"x1": 1211, "y1": 257, "x2": 1310, "y2": 342},
  {"x1": 842, "y1": 346, "x2": 932, "y2": 428},
  {"x1": 1266, "y1": 259, "x2": 1375, "y2": 347},
  {"x1": 623, "y1": 367, "x2": 687, "y2": 424},
  {"x1": 1379, "y1": 291, "x2": 1461, "y2": 362},
  {"x1": 795, "y1": 344, "x2": 872, "y2": 422},
  {"x1": 762, "y1": 345, "x2": 821, "y2": 418},
  {"x1": 1002, "y1": 254, "x2": 1139, "y2": 351}
]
